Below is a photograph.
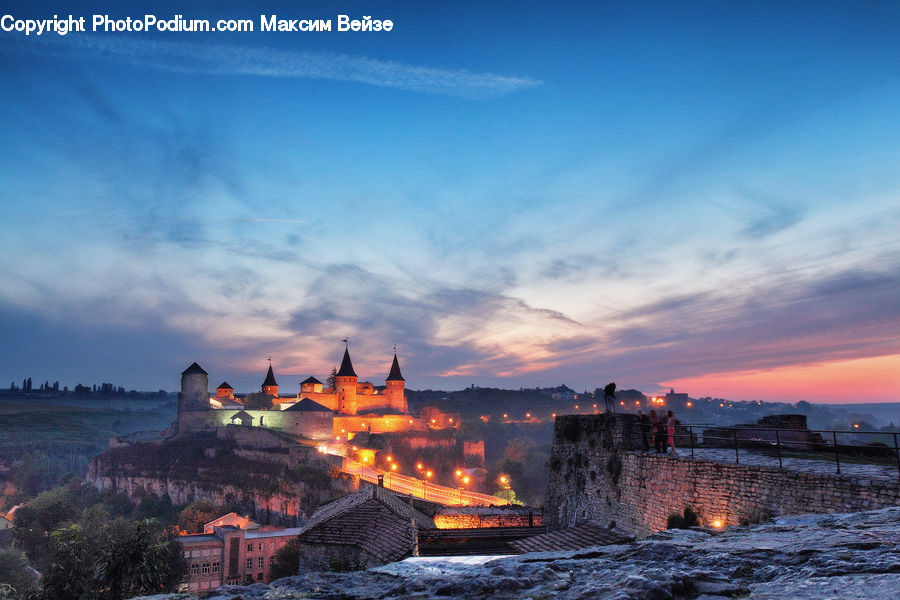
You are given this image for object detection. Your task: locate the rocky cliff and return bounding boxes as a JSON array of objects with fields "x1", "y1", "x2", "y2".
[
  {"x1": 134, "y1": 506, "x2": 900, "y2": 599},
  {"x1": 87, "y1": 426, "x2": 356, "y2": 525}
]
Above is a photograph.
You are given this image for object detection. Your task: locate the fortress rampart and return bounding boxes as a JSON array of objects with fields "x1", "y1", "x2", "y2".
[{"x1": 545, "y1": 414, "x2": 900, "y2": 538}]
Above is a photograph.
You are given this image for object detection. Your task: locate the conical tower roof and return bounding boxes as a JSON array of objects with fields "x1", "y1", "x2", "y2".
[
  {"x1": 336, "y1": 347, "x2": 357, "y2": 377},
  {"x1": 262, "y1": 364, "x2": 278, "y2": 387},
  {"x1": 182, "y1": 362, "x2": 207, "y2": 376},
  {"x1": 386, "y1": 353, "x2": 405, "y2": 382}
]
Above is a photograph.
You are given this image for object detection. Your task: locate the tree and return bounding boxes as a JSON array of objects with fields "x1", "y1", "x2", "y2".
[
  {"x1": 326, "y1": 367, "x2": 338, "y2": 391},
  {"x1": 0, "y1": 549, "x2": 39, "y2": 600},
  {"x1": 243, "y1": 392, "x2": 274, "y2": 410},
  {"x1": 176, "y1": 500, "x2": 219, "y2": 534},
  {"x1": 41, "y1": 519, "x2": 186, "y2": 600},
  {"x1": 269, "y1": 536, "x2": 300, "y2": 580}
]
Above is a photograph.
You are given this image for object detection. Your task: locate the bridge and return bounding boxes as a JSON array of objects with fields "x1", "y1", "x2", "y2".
[{"x1": 341, "y1": 458, "x2": 510, "y2": 506}]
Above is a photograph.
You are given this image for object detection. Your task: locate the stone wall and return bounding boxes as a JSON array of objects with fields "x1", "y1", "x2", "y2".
[
  {"x1": 546, "y1": 414, "x2": 900, "y2": 538},
  {"x1": 177, "y1": 408, "x2": 332, "y2": 440},
  {"x1": 433, "y1": 507, "x2": 541, "y2": 529}
]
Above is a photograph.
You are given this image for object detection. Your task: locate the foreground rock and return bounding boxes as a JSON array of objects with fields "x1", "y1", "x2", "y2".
[{"x1": 136, "y1": 506, "x2": 900, "y2": 600}]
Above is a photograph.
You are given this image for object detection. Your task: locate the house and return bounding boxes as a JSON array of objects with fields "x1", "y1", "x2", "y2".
[
  {"x1": 297, "y1": 482, "x2": 434, "y2": 571},
  {"x1": 178, "y1": 524, "x2": 301, "y2": 592},
  {"x1": 202, "y1": 512, "x2": 260, "y2": 534}
]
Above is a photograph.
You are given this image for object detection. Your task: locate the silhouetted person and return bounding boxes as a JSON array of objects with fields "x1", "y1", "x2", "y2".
[
  {"x1": 667, "y1": 409, "x2": 677, "y2": 455},
  {"x1": 650, "y1": 410, "x2": 665, "y2": 453},
  {"x1": 604, "y1": 382, "x2": 616, "y2": 413},
  {"x1": 637, "y1": 410, "x2": 650, "y2": 450}
]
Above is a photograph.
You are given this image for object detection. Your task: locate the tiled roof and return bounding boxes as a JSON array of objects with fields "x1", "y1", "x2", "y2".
[
  {"x1": 301, "y1": 376, "x2": 322, "y2": 385},
  {"x1": 246, "y1": 527, "x2": 303, "y2": 539},
  {"x1": 217, "y1": 381, "x2": 233, "y2": 390},
  {"x1": 262, "y1": 365, "x2": 278, "y2": 387},
  {"x1": 386, "y1": 353, "x2": 405, "y2": 382},
  {"x1": 336, "y1": 348, "x2": 357, "y2": 377},
  {"x1": 231, "y1": 410, "x2": 253, "y2": 421},
  {"x1": 508, "y1": 524, "x2": 632, "y2": 553},
  {"x1": 179, "y1": 534, "x2": 218, "y2": 544},
  {"x1": 299, "y1": 486, "x2": 434, "y2": 564},
  {"x1": 182, "y1": 362, "x2": 207, "y2": 376},
  {"x1": 284, "y1": 398, "x2": 334, "y2": 413}
]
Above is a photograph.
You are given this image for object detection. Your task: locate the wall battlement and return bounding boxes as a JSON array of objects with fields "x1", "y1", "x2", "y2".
[{"x1": 545, "y1": 414, "x2": 900, "y2": 538}]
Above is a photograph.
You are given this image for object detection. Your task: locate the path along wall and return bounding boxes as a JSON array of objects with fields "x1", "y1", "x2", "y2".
[{"x1": 545, "y1": 414, "x2": 900, "y2": 538}]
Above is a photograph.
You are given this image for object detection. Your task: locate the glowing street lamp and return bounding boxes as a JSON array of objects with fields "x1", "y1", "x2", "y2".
[
  {"x1": 455, "y1": 469, "x2": 463, "y2": 477},
  {"x1": 416, "y1": 463, "x2": 423, "y2": 470}
]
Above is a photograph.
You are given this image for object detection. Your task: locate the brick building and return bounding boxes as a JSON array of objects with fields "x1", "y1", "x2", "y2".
[{"x1": 178, "y1": 524, "x2": 301, "y2": 592}]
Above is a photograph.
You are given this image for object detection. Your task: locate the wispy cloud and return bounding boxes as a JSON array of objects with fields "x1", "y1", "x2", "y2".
[{"x1": 1, "y1": 33, "x2": 541, "y2": 99}]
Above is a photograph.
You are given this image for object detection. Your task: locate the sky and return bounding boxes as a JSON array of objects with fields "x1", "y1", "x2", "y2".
[{"x1": 1, "y1": 1, "x2": 899, "y2": 402}]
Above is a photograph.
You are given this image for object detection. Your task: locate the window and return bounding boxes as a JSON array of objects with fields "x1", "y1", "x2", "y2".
[
  {"x1": 201, "y1": 564, "x2": 210, "y2": 575},
  {"x1": 268, "y1": 556, "x2": 274, "y2": 566},
  {"x1": 246, "y1": 558, "x2": 252, "y2": 570},
  {"x1": 212, "y1": 562, "x2": 220, "y2": 574},
  {"x1": 257, "y1": 573, "x2": 264, "y2": 581},
  {"x1": 190, "y1": 564, "x2": 199, "y2": 576},
  {"x1": 258, "y1": 543, "x2": 263, "y2": 552},
  {"x1": 257, "y1": 557, "x2": 264, "y2": 569},
  {"x1": 247, "y1": 543, "x2": 253, "y2": 552}
]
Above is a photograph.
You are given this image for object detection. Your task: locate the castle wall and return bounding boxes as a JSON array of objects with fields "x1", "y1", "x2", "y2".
[
  {"x1": 334, "y1": 415, "x2": 428, "y2": 437},
  {"x1": 178, "y1": 409, "x2": 332, "y2": 441},
  {"x1": 545, "y1": 414, "x2": 900, "y2": 538}
]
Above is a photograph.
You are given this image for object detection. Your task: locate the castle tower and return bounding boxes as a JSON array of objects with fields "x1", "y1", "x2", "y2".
[
  {"x1": 385, "y1": 352, "x2": 407, "y2": 413},
  {"x1": 216, "y1": 381, "x2": 234, "y2": 399},
  {"x1": 262, "y1": 364, "x2": 279, "y2": 397},
  {"x1": 335, "y1": 347, "x2": 358, "y2": 415},
  {"x1": 179, "y1": 362, "x2": 209, "y2": 412}
]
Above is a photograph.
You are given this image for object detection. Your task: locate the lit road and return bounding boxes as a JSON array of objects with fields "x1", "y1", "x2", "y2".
[{"x1": 341, "y1": 459, "x2": 509, "y2": 507}]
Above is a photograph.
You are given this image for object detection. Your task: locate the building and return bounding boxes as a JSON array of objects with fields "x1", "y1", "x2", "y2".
[
  {"x1": 175, "y1": 346, "x2": 421, "y2": 439},
  {"x1": 287, "y1": 348, "x2": 409, "y2": 415},
  {"x1": 179, "y1": 523, "x2": 301, "y2": 592},
  {"x1": 297, "y1": 482, "x2": 434, "y2": 571},
  {"x1": 203, "y1": 512, "x2": 260, "y2": 533}
]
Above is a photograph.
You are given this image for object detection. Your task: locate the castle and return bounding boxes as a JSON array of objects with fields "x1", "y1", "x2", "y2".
[{"x1": 176, "y1": 347, "x2": 428, "y2": 441}]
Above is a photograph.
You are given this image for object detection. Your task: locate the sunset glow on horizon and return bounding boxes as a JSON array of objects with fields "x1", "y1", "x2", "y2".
[{"x1": 662, "y1": 354, "x2": 900, "y2": 404}]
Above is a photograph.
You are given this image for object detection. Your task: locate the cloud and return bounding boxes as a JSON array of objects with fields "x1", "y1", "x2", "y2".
[
  {"x1": 595, "y1": 262, "x2": 900, "y2": 383},
  {"x1": 1, "y1": 33, "x2": 541, "y2": 99}
]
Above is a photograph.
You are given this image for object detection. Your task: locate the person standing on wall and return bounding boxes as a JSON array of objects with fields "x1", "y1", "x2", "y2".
[
  {"x1": 603, "y1": 382, "x2": 616, "y2": 413},
  {"x1": 666, "y1": 409, "x2": 678, "y2": 455},
  {"x1": 637, "y1": 409, "x2": 650, "y2": 451},
  {"x1": 650, "y1": 410, "x2": 666, "y2": 454}
]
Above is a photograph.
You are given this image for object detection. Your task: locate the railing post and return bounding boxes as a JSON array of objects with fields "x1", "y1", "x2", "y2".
[
  {"x1": 689, "y1": 426, "x2": 694, "y2": 460},
  {"x1": 733, "y1": 429, "x2": 739, "y2": 464},
  {"x1": 833, "y1": 431, "x2": 840, "y2": 474},
  {"x1": 775, "y1": 429, "x2": 782, "y2": 469},
  {"x1": 894, "y1": 433, "x2": 899, "y2": 480}
]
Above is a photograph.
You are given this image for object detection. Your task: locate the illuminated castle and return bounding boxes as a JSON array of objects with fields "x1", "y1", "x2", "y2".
[
  {"x1": 285, "y1": 347, "x2": 408, "y2": 415},
  {"x1": 176, "y1": 346, "x2": 422, "y2": 440}
]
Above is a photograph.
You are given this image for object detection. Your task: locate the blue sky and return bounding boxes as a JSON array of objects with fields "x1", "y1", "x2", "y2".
[{"x1": 2, "y1": 1, "x2": 899, "y2": 401}]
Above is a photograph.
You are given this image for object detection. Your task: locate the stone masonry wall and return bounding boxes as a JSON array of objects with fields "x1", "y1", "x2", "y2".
[{"x1": 546, "y1": 414, "x2": 900, "y2": 538}]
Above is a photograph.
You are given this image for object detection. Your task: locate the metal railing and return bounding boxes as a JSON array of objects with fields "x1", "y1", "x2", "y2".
[{"x1": 635, "y1": 424, "x2": 900, "y2": 479}]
